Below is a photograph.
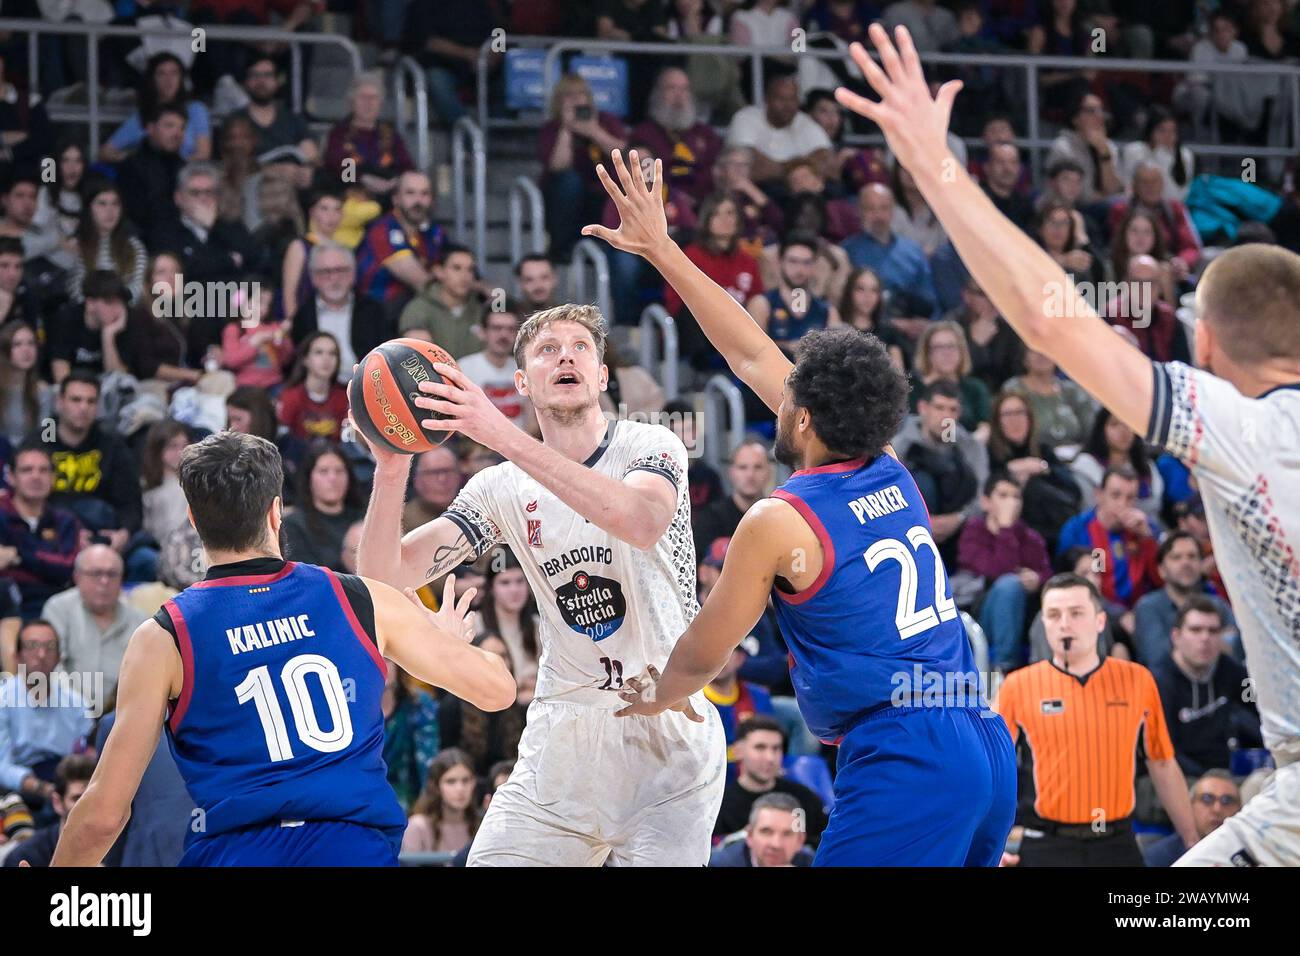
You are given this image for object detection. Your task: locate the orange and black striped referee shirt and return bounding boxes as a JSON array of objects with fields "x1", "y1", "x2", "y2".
[{"x1": 995, "y1": 657, "x2": 1175, "y2": 825}]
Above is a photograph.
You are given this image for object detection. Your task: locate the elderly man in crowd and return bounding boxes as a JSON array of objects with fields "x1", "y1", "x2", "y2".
[{"x1": 630, "y1": 66, "x2": 722, "y2": 202}]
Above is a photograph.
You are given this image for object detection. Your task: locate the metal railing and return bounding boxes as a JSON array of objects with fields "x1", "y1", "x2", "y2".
[
  {"x1": 0, "y1": 19, "x2": 362, "y2": 156},
  {"x1": 450, "y1": 116, "x2": 488, "y2": 265},
  {"x1": 702, "y1": 374, "x2": 745, "y2": 474},
  {"x1": 477, "y1": 34, "x2": 1300, "y2": 175},
  {"x1": 638, "y1": 304, "x2": 678, "y2": 401},
  {"x1": 392, "y1": 55, "x2": 432, "y2": 173},
  {"x1": 508, "y1": 175, "x2": 546, "y2": 266},
  {"x1": 568, "y1": 238, "x2": 612, "y2": 321}
]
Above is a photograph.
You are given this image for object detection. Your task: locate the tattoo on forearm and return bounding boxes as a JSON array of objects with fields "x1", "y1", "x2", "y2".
[{"x1": 424, "y1": 533, "x2": 472, "y2": 582}]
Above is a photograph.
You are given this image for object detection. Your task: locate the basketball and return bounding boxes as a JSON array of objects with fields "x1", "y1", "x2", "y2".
[{"x1": 348, "y1": 337, "x2": 459, "y2": 454}]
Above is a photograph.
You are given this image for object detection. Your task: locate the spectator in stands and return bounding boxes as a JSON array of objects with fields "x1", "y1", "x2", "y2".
[
  {"x1": 882, "y1": 0, "x2": 958, "y2": 51},
  {"x1": 892, "y1": 380, "x2": 989, "y2": 552},
  {"x1": 1108, "y1": 165, "x2": 1201, "y2": 281},
  {"x1": 762, "y1": 185, "x2": 852, "y2": 300},
  {"x1": 515, "y1": 254, "x2": 561, "y2": 314},
  {"x1": 956, "y1": 472, "x2": 1052, "y2": 670},
  {"x1": 150, "y1": 162, "x2": 257, "y2": 287},
  {"x1": 832, "y1": 266, "x2": 906, "y2": 369},
  {"x1": 405, "y1": 0, "x2": 501, "y2": 126},
  {"x1": 730, "y1": 0, "x2": 799, "y2": 45},
  {"x1": 131, "y1": 251, "x2": 213, "y2": 387},
  {"x1": 399, "y1": 244, "x2": 486, "y2": 359},
  {"x1": 984, "y1": 391, "x2": 1081, "y2": 550},
  {"x1": 725, "y1": 72, "x2": 832, "y2": 192},
  {"x1": 889, "y1": 161, "x2": 946, "y2": 255},
  {"x1": 747, "y1": 233, "x2": 837, "y2": 356},
  {"x1": 43, "y1": 544, "x2": 147, "y2": 689},
  {"x1": 693, "y1": 439, "x2": 772, "y2": 561},
  {"x1": 1033, "y1": 199, "x2": 1103, "y2": 286},
  {"x1": 117, "y1": 102, "x2": 187, "y2": 239},
  {"x1": 997, "y1": 574, "x2": 1196, "y2": 866},
  {"x1": 231, "y1": 54, "x2": 320, "y2": 178},
  {"x1": 946, "y1": 278, "x2": 1024, "y2": 393},
  {"x1": 1146, "y1": 770, "x2": 1244, "y2": 868},
  {"x1": 215, "y1": 114, "x2": 260, "y2": 228},
  {"x1": 458, "y1": 306, "x2": 530, "y2": 430},
  {"x1": 1133, "y1": 532, "x2": 1236, "y2": 667},
  {"x1": 226, "y1": 385, "x2": 279, "y2": 442},
  {"x1": 0, "y1": 444, "x2": 79, "y2": 618},
  {"x1": 968, "y1": 115, "x2": 1030, "y2": 194},
  {"x1": 1027, "y1": 0, "x2": 1095, "y2": 119},
  {"x1": 600, "y1": 340, "x2": 665, "y2": 417},
  {"x1": 803, "y1": 0, "x2": 880, "y2": 44},
  {"x1": 323, "y1": 71, "x2": 413, "y2": 203},
  {"x1": 0, "y1": 166, "x2": 70, "y2": 270},
  {"x1": 292, "y1": 241, "x2": 392, "y2": 380},
  {"x1": 0, "y1": 51, "x2": 54, "y2": 166},
  {"x1": 908, "y1": 320, "x2": 991, "y2": 437},
  {"x1": 279, "y1": 442, "x2": 364, "y2": 570},
  {"x1": 538, "y1": 73, "x2": 628, "y2": 262},
  {"x1": 438, "y1": 631, "x2": 528, "y2": 773},
  {"x1": 1109, "y1": 208, "x2": 1177, "y2": 306},
  {"x1": 33, "y1": 139, "x2": 85, "y2": 248},
  {"x1": 0, "y1": 322, "x2": 50, "y2": 445},
  {"x1": 1046, "y1": 91, "x2": 1123, "y2": 206},
  {"x1": 1119, "y1": 107, "x2": 1194, "y2": 202},
  {"x1": 843, "y1": 183, "x2": 939, "y2": 319},
  {"x1": 1035, "y1": 157, "x2": 1102, "y2": 248},
  {"x1": 1070, "y1": 406, "x2": 1164, "y2": 525},
  {"x1": 382, "y1": 661, "x2": 441, "y2": 813},
  {"x1": 141, "y1": 420, "x2": 192, "y2": 548},
  {"x1": 355, "y1": 170, "x2": 444, "y2": 321},
  {"x1": 1240, "y1": 0, "x2": 1300, "y2": 143},
  {"x1": 1152, "y1": 597, "x2": 1262, "y2": 777},
  {"x1": 402, "y1": 747, "x2": 482, "y2": 856},
  {"x1": 713, "y1": 716, "x2": 827, "y2": 843},
  {"x1": 709, "y1": 792, "x2": 812, "y2": 867},
  {"x1": 979, "y1": 142, "x2": 1035, "y2": 233},
  {"x1": 470, "y1": 549, "x2": 541, "y2": 689},
  {"x1": 280, "y1": 182, "x2": 344, "y2": 322},
  {"x1": 804, "y1": 89, "x2": 888, "y2": 196},
  {"x1": 1, "y1": 752, "x2": 94, "y2": 868},
  {"x1": 46, "y1": 271, "x2": 136, "y2": 383},
  {"x1": 402, "y1": 447, "x2": 464, "y2": 532},
  {"x1": 249, "y1": 171, "x2": 305, "y2": 278},
  {"x1": 663, "y1": 398, "x2": 723, "y2": 511},
  {"x1": 276, "y1": 332, "x2": 349, "y2": 444},
  {"x1": 711, "y1": 147, "x2": 783, "y2": 257},
  {"x1": 1057, "y1": 465, "x2": 1160, "y2": 609},
  {"x1": 0, "y1": 619, "x2": 93, "y2": 807},
  {"x1": 66, "y1": 181, "x2": 147, "y2": 306},
  {"x1": 1028, "y1": 545, "x2": 1135, "y2": 663},
  {"x1": 1003, "y1": 348, "x2": 1097, "y2": 454},
  {"x1": 0, "y1": 237, "x2": 39, "y2": 328},
  {"x1": 1107, "y1": 254, "x2": 1187, "y2": 364},
  {"x1": 220, "y1": 279, "x2": 293, "y2": 390},
  {"x1": 1174, "y1": 12, "x2": 1261, "y2": 145},
  {"x1": 100, "y1": 51, "x2": 212, "y2": 164},
  {"x1": 704, "y1": 640, "x2": 775, "y2": 779},
  {"x1": 631, "y1": 66, "x2": 723, "y2": 202}
]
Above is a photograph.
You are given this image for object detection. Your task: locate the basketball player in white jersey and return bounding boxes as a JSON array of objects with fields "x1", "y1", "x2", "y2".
[
  {"x1": 813, "y1": 24, "x2": 1300, "y2": 865},
  {"x1": 355, "y1": 305, "x2": 725, "y2": 866}
]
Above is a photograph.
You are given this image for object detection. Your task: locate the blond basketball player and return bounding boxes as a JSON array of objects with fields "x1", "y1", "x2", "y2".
[
  {"x1": 830, "y1": 24, "x2": 1300, "y2": 865},
  {"x1": 355, "y1": 306, "x2": 725, "y2": 866}
]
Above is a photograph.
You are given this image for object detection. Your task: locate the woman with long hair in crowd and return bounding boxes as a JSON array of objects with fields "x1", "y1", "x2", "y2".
[
  {"x1": 438, "y1": 633, "x2": 529, "y2": 775},
  {"x1": 0, "y1": 322, "x2": 50, "y2": 445},
  {"x1": 140, "y1": 419, "x2": 192, "y2": 546},
  {"x1": 401, "y1": 748, "x2": 485, "y2": 855},
  {"x1": 909, "y1": 320, "x2": 992, "y2": 438},
  {"x1": 278, "y1": 441, "x2": 365, "y2": 570},
  {"x1": 67, "y1": 180, "x2": 147, "y2": 304},
  {"x1": 833, "y1": 265, "x2": 906, "y2": 370},
  {"x1": 100, "y1": 51, "x2": 212, "y2": 163},
  {"x1": 280, "y1": 181, "x2": 345, "y2": 320},
  {"x1": 135, "y1": 251, "x2": 210, "y2": 385},
  {"x1": 33, "y1": 138, "x2": 86, "y2": 247},
  {"x1": 1110, "y1": 206, "x2": 1176, "y2": 304},
  {"x1": 985, "y1": 391, "x2": 1082, "y2": 549},
  {"x1": 1033, "y1": 198, "x2": 1104, "y2": 285},
  {"x1": 1120, "y1": 105, "x2": 1194, "y2": 201},
  {"x1": 471, "y1": 548, "x2": 541, "y2": 689},
  {"x1": 276, "y1": 331, "x2": 349, "y2": 444},
  {"x1": 944, "y1": 276, "x2": 1025, "y2": 393}
]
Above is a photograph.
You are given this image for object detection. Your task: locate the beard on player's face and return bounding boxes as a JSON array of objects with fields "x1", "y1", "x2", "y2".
[{"x1": 773, "y1": 405, "x2": 803, "y2": 468}]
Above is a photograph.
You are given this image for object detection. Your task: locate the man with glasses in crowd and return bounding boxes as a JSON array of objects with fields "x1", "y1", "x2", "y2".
[{"x1": 291, "y1": 240, "x2": 394, "y2": 379}]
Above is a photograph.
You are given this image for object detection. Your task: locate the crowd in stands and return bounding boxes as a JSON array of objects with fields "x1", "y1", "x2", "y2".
[{"x1": 0, "y1": 0, "x2": 1294, "y2": 867}]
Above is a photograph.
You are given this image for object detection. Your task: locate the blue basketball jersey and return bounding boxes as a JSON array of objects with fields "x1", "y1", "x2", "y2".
[
  {"x1": 160, "y1": 560, "x2": 406, "y2": 845},
  {"x1": 771, "y1": 454, "x2": 982, "y2": 742},
  {"x1": 764, "y1": 288, "x2": 829, "y2": 342}
]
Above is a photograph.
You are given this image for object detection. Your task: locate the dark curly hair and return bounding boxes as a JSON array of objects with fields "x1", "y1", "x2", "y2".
[{"x1": 787, "y1": 328, "x2": 908, "y2": 459}]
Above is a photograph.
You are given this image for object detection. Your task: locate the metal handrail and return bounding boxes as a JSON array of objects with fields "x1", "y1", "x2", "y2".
[
  {"x1": 0, "y1": 19, "x2": 363, "y2": 156},
  {"x1": 450, "y1": 116, "x2": 488, "y2": 265},
  {"x1": 568, "y1": 238, "x2": 612, "y2": 322},
  {"x1": 393, "y1": 55, "x2": 432, "y2": 172},
  {"x1": 508, "y1": 176, "x2": 546, "y2": 266},
  {"x1": 702, "y1": 374, "x2": 745, "y2": 475},
  {"x1": 638, "y1": 304, "x2": 678, "y2": 401}
]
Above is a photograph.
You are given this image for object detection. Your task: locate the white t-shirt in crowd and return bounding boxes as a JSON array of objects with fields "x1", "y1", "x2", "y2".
[
  {"x1": 725, "y1": 106, "x2": 832, "y2": 165},
  {"x1": 457, "y1": 350, "x2": 526, "y2": 428}
]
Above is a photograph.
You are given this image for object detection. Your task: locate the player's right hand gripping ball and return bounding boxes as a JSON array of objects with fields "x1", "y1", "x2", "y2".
[{"x1": 348, "y1": 337, "x2": 460, "y2": 454}]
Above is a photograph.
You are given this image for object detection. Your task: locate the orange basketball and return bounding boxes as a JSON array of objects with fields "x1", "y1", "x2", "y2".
[{"x1": 348, "y1": 338, "x2": 459, "y2": 454}]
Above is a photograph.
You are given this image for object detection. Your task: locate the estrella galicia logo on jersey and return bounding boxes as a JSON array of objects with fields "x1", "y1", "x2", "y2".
[
  {"x1": 555, "y1": 571, "x2": 626, "y2": 642},
  {"x1": 527, "y1": 519, "x2": 542, "y2": 548},
  {"x1": 1041, "y1": 698, "x2": 1065, "y2": 714}
]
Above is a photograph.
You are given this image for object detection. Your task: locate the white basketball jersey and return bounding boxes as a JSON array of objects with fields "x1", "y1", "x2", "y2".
[
  {"x1": 1148, "y1": 362, "x2": 1300, "y2": 750},
  {"x1": 444, "y1": 420, "x2": 698, "y2": 706}
]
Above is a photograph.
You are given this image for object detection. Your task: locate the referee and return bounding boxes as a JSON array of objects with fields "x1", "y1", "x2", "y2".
[{"x1": 995, "y1": 573, "x2": 1199, "y2": 866}]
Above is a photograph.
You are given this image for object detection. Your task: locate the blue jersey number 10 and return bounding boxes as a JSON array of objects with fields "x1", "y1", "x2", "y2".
[{"x1": 235, "y1": 653, "x2": 355, "y2": 762}]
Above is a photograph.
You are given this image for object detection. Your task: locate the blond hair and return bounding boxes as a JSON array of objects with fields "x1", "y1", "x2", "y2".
[
  {"x1": 547, "y1": 74, "x2": 594, "y2": 121},
  {"x1": 915, "y1": 319, "x2": 973, "y2": 379},
  {"x1": 514, "y1": 303, "x2": 607, "y2": 368}
]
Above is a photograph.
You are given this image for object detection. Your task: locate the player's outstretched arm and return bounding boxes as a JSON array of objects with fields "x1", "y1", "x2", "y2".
[
  {"x1": 369, "y1": 574, "x2": 516, "y2": 712},
  {"x1": 582, "y1": 149, "x2": 792, "y2": 415},
  {"x1": 1147, "y1": 757, "x2": 1200, "y2": 849},
  {"x1": 837, "y1": 24, "x2": 1154, "y2": 436},
  {"x1": 51, "y1": 621, "x2": 178, "y2": 866},
  {"x1": 617, "y1": 501, "x2": 782, "y2": 717}
]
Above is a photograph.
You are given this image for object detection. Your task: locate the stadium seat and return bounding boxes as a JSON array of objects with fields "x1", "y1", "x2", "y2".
[{"x1": 784, "y1": 755, "x2": 835, "y2": 813}]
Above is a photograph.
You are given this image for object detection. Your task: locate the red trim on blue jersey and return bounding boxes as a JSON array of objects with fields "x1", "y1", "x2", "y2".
[
  {"x1": 323, "y1": 568, "x2": 386, "y2": 677},
  {"x1": 191, "y1": 562, "x2": 298, "y2": 589},
  {"x1": 164, "y1": 600, "x2": 195, "y2": 733},
  {"x1": 771, "y1": 489, "x2": 836, "y2": 605},
  {"x1": 790, "y1": 456, "x2": 867, "y2": 478}
]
